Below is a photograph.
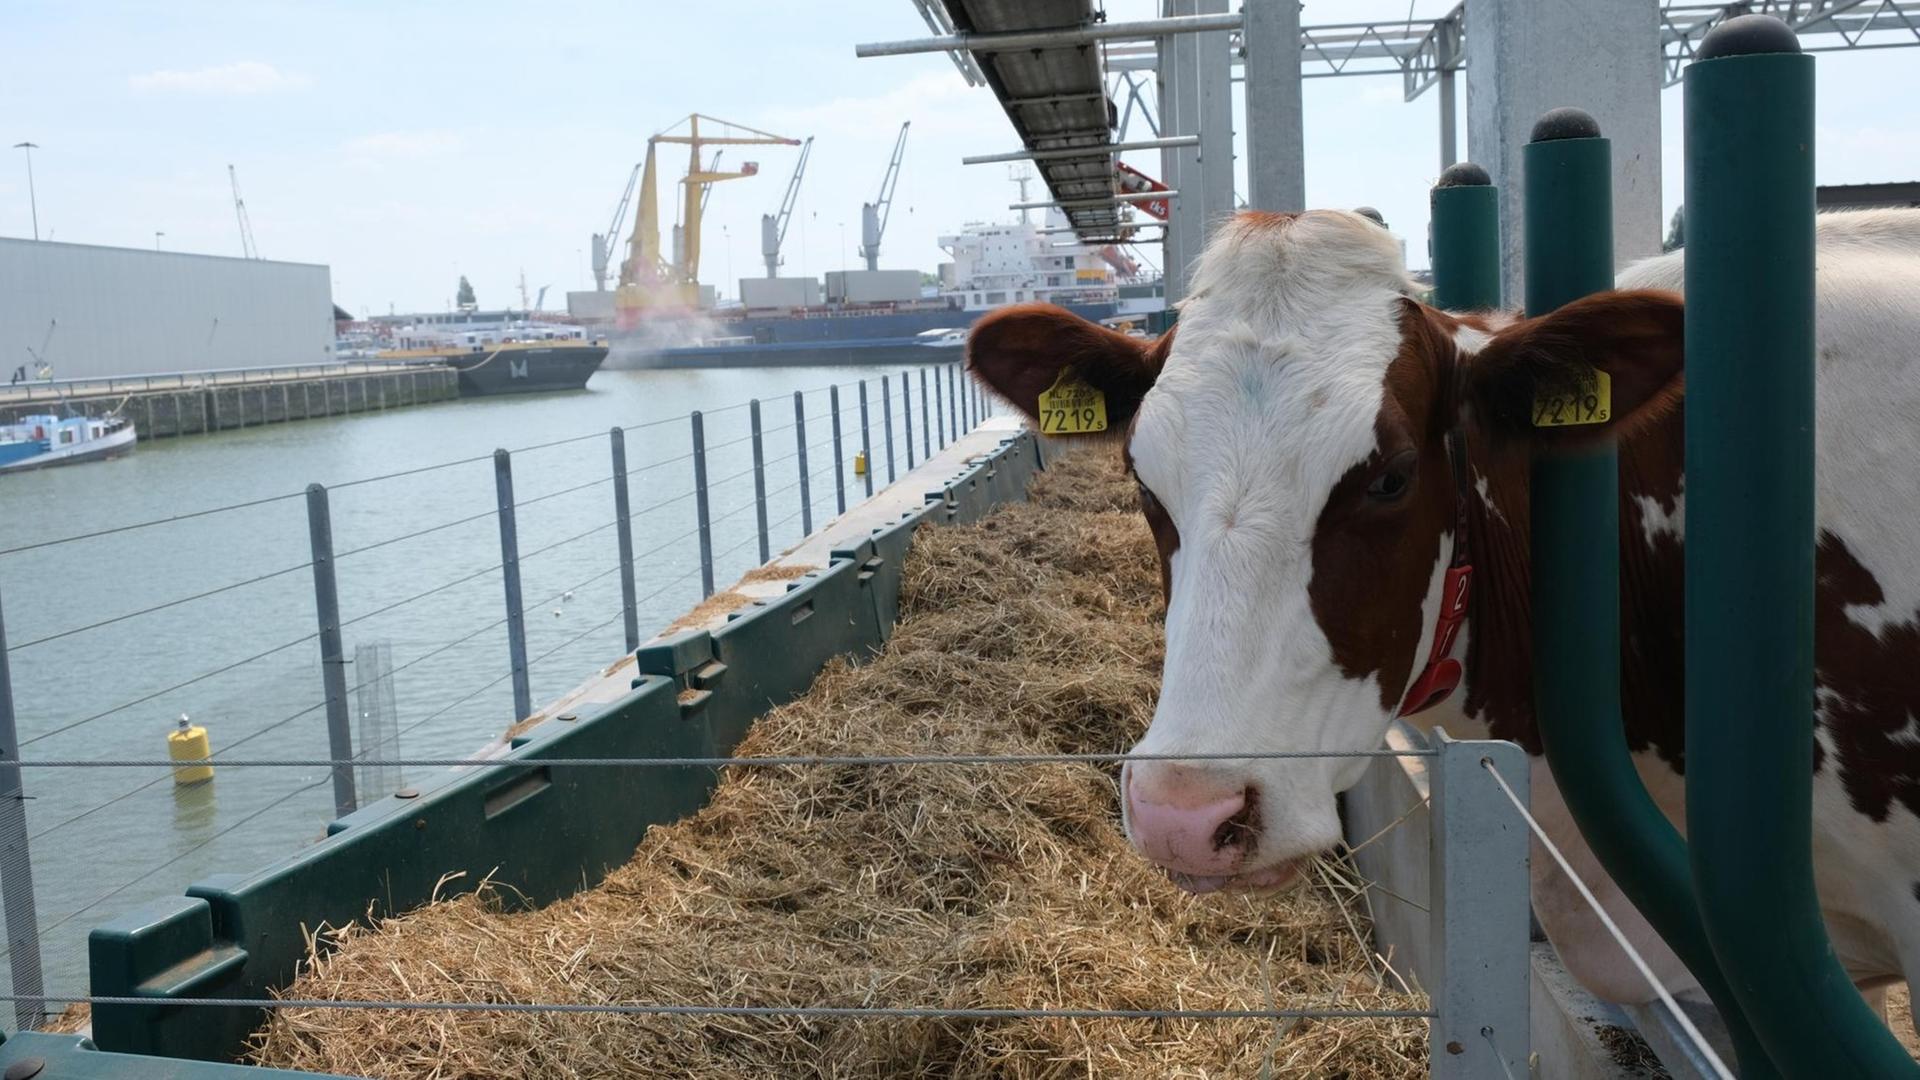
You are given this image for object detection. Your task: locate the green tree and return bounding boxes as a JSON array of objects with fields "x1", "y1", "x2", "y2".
[{"x1": 456, "y1": 275, "x2": 477, "y2": 309}]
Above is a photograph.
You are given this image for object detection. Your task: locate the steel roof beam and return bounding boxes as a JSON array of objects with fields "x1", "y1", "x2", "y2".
[
  {"x1": 961, "y1": 136, "x2": 1198, "y2": 165},
  {"x1": 855, "y1": 12, "x2": 1243, "y2": 58},
  {"x1": 1011, "y1": 190, "x2": 1178, "y2": 211}
]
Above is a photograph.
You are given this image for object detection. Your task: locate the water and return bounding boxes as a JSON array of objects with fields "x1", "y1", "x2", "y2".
[{"x1": 0, "y1": 362, "x2": 966, "y2": 996}]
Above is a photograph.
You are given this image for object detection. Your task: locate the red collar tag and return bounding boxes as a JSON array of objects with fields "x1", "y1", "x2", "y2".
[{"x1": 1397, "y1": 563, "x2": 1473, "y2": 718}]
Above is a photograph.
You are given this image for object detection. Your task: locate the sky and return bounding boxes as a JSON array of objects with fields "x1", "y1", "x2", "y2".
[{"x1": 2, "y1": 1, "x2": 1917, "y2": 316}]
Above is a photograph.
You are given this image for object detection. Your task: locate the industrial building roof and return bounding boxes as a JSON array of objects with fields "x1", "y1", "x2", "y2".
[{"x1": 935, "y1": 0, "x2": 1124, "y2": 239}]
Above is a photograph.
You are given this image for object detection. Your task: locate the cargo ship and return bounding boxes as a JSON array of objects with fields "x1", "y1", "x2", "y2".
[
  {"x1": 375, "y1": 317, "x2": 609, "y2": 396},
  {"x1": 587, "y1": 211, "x2": 1160, "y2": 369}
]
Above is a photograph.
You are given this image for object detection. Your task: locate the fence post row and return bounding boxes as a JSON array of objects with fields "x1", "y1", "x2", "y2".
[
  {"x1": 609, "y1": 427, "x2": 640, "y2": 653},
  {"x1": 749, "y1": 400, "x2": 771, "y2": 564},
  {"x1": 1518, "y1": 108, "x2": 1767, "y2": 1070},
  {"x1": 491, "y1": 451, "x2": 534, "y2": 722},
  {"x1": 950, "y1": 363, "x2": 963, "y2": 434},
  {"x1": 0, "y1": 586, "x2": 45, "y2": 1031},
  {"x1": 829, "y1": 385, "x2": 848, "y2": 515},
  {"x1": 304, "y1": 483, "x2": 360, "y2": 819},
  {"x1": 901, "y1": 371, "x2": 916, "y2": 470},
  {"x1": 919, "y1": 368, "x2": 931, "y2": 458},
  {"x1": 690, "y1": 411, "x2": 716, "y2": 598},
  {"x1": 881, "y1": 375, "x2": 896, "y2": 483},
  {"x1": 1428, "y1": 732, "x2": 1530, "y2": 1080},
  {"x1": 1682, "y1": 17, "x2": 1911, "y2": 1074},
  {"x1": 793, "y1": 391, "x2": 813, "y2": 537},
  {"x1": 858, "y1": 381, "x2": 875, "y2": 498}
]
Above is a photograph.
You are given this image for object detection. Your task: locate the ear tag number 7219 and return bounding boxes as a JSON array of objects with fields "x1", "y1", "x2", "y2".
[
  {"x1": 1532, "y1": 367, "x2": 1612, "y2": 428},
  {"x1": 1036, "y1": 370, "x2": 1109, "y2": 435}
]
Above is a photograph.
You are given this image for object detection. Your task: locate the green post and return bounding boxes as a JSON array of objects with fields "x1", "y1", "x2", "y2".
[
  {"x1": 1523, "y1": 107, "x2": 1768, "y2": 1074},
  {"x1": 1684, "y1": 16, "x2": 1918, "y2": 1074},
  {"x1": 1429, "y1": 162, "x2": 1502, "y2": 312}
]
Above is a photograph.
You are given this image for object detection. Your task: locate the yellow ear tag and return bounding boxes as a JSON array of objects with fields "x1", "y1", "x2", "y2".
[
  {"x1": 1532, "y1": 367, "x2": 1612, "y2": 427},
  {"x1": 1036, "y1": 370, "x2": 1109, "y2": 435}
]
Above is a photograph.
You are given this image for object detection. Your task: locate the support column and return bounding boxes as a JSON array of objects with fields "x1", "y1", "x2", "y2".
[
  {"x1": 1466, "y1": 0, "x2": 1661, "y2": 303},
  {"x1": 1243, "y1": 0, "x2": 1304, "y2": 212}
]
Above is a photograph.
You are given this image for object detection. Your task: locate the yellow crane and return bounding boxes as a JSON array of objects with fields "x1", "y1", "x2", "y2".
[{"x1": 616, "y1": 114, "x2": 800, "y2": 322}]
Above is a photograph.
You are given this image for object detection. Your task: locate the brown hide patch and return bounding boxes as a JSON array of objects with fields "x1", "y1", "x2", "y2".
[
  {"x1": 1815, "y1": 532, "x2": 1920, "y2": 822},
  {"x1": 966, "y1": 304, "x2": 1165, "y2": 433},
  {"x1": 1309, "y1": 301, "x2": 1457, "y2": 712},
  {"x1": 1122, "y1": 419, "x2": 1180, "y2": 605}
]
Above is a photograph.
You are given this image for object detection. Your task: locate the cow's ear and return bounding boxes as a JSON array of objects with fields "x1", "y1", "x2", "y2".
[
  {"x1": 1463, "y1": 289, "x2": 1684, "y2": 446},
  {"x1": 967, "y1": 302, "x2": 1164, "y2": 431}
]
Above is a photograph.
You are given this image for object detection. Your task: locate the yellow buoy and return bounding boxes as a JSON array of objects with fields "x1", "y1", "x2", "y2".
[
  {"x1": 853, "y1": 450, "x2": 868, "y2": 477},
  {"x1": 168, "y1": 715, "x2": 213, "y2": 786}
]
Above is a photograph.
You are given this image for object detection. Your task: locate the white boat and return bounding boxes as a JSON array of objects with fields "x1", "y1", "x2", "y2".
[
  {"x1": 0, "y1": 413, "x2": 137, "y2": 474},
  {"x1": 913, "y1": 328, "x2": 968, "y2": 349}
]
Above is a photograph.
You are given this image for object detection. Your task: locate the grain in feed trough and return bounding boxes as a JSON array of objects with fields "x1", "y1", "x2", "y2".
[{"x1": 248, "y1": 449, "x2": 1426, "y2": 1078}]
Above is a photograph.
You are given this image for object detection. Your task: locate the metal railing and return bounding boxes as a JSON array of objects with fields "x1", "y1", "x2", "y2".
[
  {"x1": 0, "y1": 362, "x2": 998, "y2": 1024},
  {"x1": 0, "y1": 357, "x2": 446, "y2": 406}
]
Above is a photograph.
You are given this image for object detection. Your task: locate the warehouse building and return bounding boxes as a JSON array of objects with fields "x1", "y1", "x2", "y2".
[{"x1": 0, "y1": 238, "x2": 334, "y2": 381}]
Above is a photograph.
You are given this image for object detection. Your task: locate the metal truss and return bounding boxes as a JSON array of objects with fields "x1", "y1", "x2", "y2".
[{"x1": 1660, "y1": 1, "x2": 1920, "y2": 84}]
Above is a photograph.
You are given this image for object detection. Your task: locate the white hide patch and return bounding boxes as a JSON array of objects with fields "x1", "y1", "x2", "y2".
[
  {"x1": 1473, "y1": 470, "x2": 1506, "y2": 526},
  {"x1": 1633, "y1": 487, "x2": 1684, "y2": 547}
]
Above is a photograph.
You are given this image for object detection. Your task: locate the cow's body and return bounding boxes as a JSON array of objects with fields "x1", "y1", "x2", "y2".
[{"x1": 967, "y1": 208, "x2": 1920, "y2": 1011}]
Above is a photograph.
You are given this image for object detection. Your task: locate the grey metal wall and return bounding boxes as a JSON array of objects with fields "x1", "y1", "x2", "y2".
[{"x1": 0, "y1": 239, "x2": 333, "y2": 379}]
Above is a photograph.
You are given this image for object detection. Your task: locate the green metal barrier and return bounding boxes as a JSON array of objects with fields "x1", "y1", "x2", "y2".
[
  {"x1": 1682, "y1": 18, "x2": 1919, "y2": 1075},
  {"x1": 1428, "y1": 162, "x2": 1502, "y2": 312},
  {"x1": 86, "y1": 432, "x2": 1039, "y2": 1068},
  {"x1": 1520, "y1": 108, "x2": 1768, "y2": 1073}
]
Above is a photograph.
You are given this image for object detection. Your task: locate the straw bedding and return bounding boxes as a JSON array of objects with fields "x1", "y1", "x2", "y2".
[{"x1": 248, "y1": 448, "x2": 1427, "y2": 1078}]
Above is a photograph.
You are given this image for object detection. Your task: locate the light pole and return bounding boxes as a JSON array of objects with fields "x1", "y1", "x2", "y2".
[
  {"x1": 154, "y1": 231, "x2": 165, "y2": 251},
  {"x1": 11, "y1": 142, "x2": 39, "y2": 241}
]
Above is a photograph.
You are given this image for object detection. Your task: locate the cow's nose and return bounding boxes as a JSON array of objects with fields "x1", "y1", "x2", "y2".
[{"x1": 1123, "y1": 763, "x2": 1258, "y2": 876}]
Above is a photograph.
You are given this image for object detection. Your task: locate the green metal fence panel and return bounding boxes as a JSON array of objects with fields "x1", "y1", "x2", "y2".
[
  {"x1": 1682, "y1": 18, "x2": 1917, "y2": 1075},
  {"x1": 0, "y1": 1032, "x2": 356, "y2": 1079}
]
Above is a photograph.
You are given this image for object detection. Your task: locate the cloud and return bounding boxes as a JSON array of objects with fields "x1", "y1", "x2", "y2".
[
  {"x1": 129, "y1": 60, "x2": 310, "y2": 95},
  {"x1": 342, "y1": 130, "x2": 466, "y2": 160}
]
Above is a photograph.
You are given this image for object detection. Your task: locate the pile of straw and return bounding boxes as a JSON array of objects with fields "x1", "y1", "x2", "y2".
[{"x1": 249, "y1": 449, "x2": 1426, "y2": 1078}]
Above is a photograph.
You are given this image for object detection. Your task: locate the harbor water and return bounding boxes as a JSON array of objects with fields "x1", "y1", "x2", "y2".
[{"x1": 0, "y1": 363, "x2": 959, "y2": 996}]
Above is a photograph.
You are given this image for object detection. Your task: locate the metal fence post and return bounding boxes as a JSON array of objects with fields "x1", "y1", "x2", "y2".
[
  {"x1": 933, "y1": 365, "x2": 946, "y2": 449},
  {"x1": 304, "y1": 484, "x2": 359, "y2": 817},
  {"x1": 1684, "y1": 18, "x2": 1908, "y2": 1074},
  {"x1": 858, "y1": 381, "x2": 875, "y2": 498},
  {"x1": 609, "y1": 427, "x2": 640, "y2": 653},
  {"x1": 690, "y1": 411, "x2": 716, "y2": 597},
  {"x1": 491, "y1": 450, "x2": 533, "y2": 721},
  {"x1": 1429, "y1": 732, "x2": 1530, "y2": 1080},
  {"x1": 919, "y1": 368, "x2": 932, "y2": 458},
  {"x1": 880, "y1": 374, "x2": 896, "y2": 483},
  {"x1": 0, "y1": 586, "x2": 46, "y2": 1030},
  {"x1": 749, "y1": 399, "x2": 770, "y2": 563},
  {"x1": 829, "y1": 385, "x2": 848, "y2": 514},
  {"x1": 793, "y1": 391, "x2": 813, "y2": 536},
  {"x1": 949, "y1": 363, "x2": 963, "y2": 433},
  {"x1": 900, "y1": 370, "x2": 916, "y2": 469},
  {"x1": 1523, "y1": 107, "x2": 1764, "y2": 1073}
]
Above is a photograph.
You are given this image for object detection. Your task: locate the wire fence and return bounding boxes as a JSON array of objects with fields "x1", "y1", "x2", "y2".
[{"x1": 0, "y1": 362, "x2": 1000, "y2": 1008}]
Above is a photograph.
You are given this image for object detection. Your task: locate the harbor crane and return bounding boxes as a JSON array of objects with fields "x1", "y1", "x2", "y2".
[
  {"x1": 858, "y1": 121, "x2": 910, "y2": 272},
  {"x1": 227, "y1": 164, "x2": 258, "y2": 259},
  {"x1": 761, "y1": 136, "x2": 814, "y2": 278},
  {"x1": 594, "y1": 150, "x2": 723, "y2": 292},
  {"x1": 614, "y1": 114, "x2": 800, "y2": 323}
]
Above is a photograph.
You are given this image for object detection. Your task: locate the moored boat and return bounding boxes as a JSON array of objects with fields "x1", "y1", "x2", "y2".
[
  {"x1": 379, "y1": 320, "x2": 609, "y2": 397},
  {"x1": 0, "y1": 413, "x2": 136, "y2": 474}
]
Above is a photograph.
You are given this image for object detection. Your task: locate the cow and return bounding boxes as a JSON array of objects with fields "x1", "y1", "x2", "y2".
[{"x1": 965, "y1": 207, "x2": 1920, "y2": 1012}]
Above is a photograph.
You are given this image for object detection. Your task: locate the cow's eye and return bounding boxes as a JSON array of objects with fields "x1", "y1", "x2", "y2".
[{"x1": 1366, "y1": 451, "x2": 1417, "y2": 502}]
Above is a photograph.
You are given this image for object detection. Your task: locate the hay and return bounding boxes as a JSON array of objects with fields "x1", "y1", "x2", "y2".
[
  {"x1": 667, "y1": 563, "x2": 826, "y2": 633},
  {"x1": 248, "y1": 448, "x2": 1426, "y2": 1078}
]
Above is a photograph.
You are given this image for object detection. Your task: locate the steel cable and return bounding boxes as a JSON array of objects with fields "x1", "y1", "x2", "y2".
[{"x1": 4, "y1": 559, "x2": 314, "y2": 653}]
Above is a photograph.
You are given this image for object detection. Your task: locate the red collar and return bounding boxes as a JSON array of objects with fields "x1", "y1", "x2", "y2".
[{"x1": 1397, "y1": 426, "x2": 1473, "y2": 718}]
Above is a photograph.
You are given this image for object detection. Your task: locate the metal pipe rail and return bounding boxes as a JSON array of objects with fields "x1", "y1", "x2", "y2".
[{"x1": 961, "y1": 136, "x2": 1198, "y2": 166}]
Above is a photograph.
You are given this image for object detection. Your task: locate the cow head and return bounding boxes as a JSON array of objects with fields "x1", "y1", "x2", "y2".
[{"x1": 969, "y1": 209, "x2": 1683, "y2": 894}]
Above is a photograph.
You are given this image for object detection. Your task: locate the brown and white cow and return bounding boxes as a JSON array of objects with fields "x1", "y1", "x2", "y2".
[{"x1": 967, "y1": 208, "x2": 1920, "y2": 1008}]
